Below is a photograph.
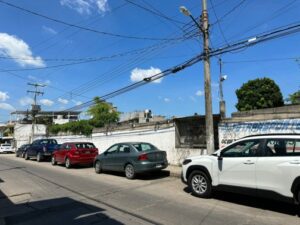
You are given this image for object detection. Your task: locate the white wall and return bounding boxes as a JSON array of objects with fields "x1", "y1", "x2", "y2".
[
  {"x1": 51, "y1": 127, "x2": 202, "y2": 165},
  {"x1": 14, "y1": 123, "x2": 47, "y2": 147}
]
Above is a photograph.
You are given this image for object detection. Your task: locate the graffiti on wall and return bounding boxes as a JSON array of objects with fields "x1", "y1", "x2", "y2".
[{"x1": 219, "y1": 119, "x2": 300, "y2": 148}]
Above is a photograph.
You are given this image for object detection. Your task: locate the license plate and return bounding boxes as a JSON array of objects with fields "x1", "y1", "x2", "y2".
[{"x1": 156, "y1": 164, "x2": 163, "y2": 168}]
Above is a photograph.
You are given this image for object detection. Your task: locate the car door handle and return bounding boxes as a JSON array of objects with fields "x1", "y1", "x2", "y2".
[
  {"x1": 289, "y1": 160, "x2": 300, "y2": 165},
  {"x1": 243, "y1": 161, "x2": 254, "y2": 165}
]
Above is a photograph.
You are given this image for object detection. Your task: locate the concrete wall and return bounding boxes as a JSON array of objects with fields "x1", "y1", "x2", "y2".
[
  {"x1": 51, "y1": 127, "x2": 202, "y2": 165},
  {"x1": 219, "y1": 118, "x2": 300, "y2": 148},
  {"x1": 14, "y1": 123, "x2": 47, "y2": 147}
]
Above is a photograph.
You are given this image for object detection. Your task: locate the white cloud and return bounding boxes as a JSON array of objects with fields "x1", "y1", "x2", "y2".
[
  {"x1": 0, "y1": 91, "x2": 9, "y2": 101},
  {"x1": 130, "y1": 67, "x2": 162, "y2": 83},
  {"x1": 42, "y1": 26, "x2": 57, "y2": 35},
  {"x1": 58, "y1": 98, "x2": 69, "y2": 104},
  {"x1": 164, "y1": 98, "x2": 170, "y2": 103},
  {"x1": 0, "y1": 103, "x2": 15, "y2": 111},
  {"x1": 40, "y1": 99, "x2": 54, "y2": 107},
  {"x1": 60, "y1": 0, "x2": 109, "y2": 15},
  {"x1": 19, "y1": 97, "x2": 34, "y2": 106},
  {"x1": 196, "y1": 90, "x2": 204, "y2": 96},
  {"x1": 0, "y1": 33, "x2": 45, "y2": 67}
]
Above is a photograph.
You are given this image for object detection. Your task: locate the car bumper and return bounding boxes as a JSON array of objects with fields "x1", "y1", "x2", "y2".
[
  {"x1": 70, "y1": 156, "x2": 96, "y2": 165},
  {"x1": 134, "y1": 161, "x2": 168, "y2": 173}
]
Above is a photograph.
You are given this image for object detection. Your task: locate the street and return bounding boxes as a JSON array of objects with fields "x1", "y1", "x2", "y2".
[{"x1": 0, "y1": 155, "x2": 299, "y2": 225}]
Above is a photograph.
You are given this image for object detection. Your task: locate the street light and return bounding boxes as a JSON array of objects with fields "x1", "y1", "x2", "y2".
[{"x1": 180, "y1": 2, "x2": 215, "y2": 154}]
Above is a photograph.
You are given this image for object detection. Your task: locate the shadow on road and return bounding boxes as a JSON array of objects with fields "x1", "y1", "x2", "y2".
[
  {"x1": 0, "y1": 189, "x2": 124, "y2": 225},
  {"x1": 183, "y1": 187, "x2": 300, "y2": 216},
  {"x1": 99, "y1": 170, "x2": 170, "y2": 180}
]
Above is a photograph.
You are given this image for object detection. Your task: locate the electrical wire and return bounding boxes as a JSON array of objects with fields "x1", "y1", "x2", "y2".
[{"x1": 0, "y1": 0, "x2": 186, "y2": 41}]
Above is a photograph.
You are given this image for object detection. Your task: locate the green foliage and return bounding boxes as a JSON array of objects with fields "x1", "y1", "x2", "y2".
[
  {"x1": 48, "y1": 97, "x2": 120, "y2": 136},
  {"x1": 235, "y1": 77, "x2": 284, "y2": 111},
  {"x1": 87, "y1": 97, "x2": 120, "y2": 128},
  {"x1": 286, "y1": 90, "x2": 300, "y2": 104}
]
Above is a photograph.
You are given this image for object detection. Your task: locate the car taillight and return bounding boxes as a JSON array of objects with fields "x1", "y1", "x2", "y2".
[{"x1": 138, "y1": 153, "x2": 148, "y2": 161}]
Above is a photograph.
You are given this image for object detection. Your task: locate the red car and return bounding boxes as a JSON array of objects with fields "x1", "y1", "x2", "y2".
[{"x1": 51, "y1": 142, "x2": 98, "y2": 168}]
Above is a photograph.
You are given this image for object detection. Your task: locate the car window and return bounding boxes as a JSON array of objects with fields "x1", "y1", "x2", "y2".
[
  {"x1": 222, "y1": 140, "x2": 260, "y2": 157},
  {"x1": 132, "y1": 143, "x2": 157, "y2": 152},
  {"x1": 75, "y1": 143, "x2": 95, "y2": 149},
  {"x1": 106, "y1": 145, "x2": 118, "y2": 154},
  {"x1": 264, "y1": 139, "x2": 300, "y2": 156},
  {"x1": 118, "y1": 144, "x2": 131, "y2": 153}
]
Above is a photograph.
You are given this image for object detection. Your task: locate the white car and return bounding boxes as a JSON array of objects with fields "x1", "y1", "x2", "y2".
[
  {"x1": 0, "y1": 144, "x2": 15, "y2": 153},
  {"x1": 181, "y1": 134, "x2": 300, "y2": 204}
]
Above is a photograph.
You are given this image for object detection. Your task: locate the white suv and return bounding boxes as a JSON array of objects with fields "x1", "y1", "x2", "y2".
[{"x1": 181, "y1": 134, "x2": 300, "y2": 204}]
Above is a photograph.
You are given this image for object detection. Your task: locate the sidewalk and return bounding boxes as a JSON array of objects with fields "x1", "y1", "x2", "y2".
[{"x1": 164, "y1": 165, "x2": 181, "y2": 178}]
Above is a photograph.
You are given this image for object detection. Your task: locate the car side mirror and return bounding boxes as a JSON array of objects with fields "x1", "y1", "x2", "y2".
[{"x1": 217, "y1": 152, "x2": 223, "y2": 161}]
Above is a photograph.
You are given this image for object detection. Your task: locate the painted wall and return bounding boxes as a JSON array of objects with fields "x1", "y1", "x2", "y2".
[
  {"x1": 52, "y1": 127, "x2": 202, "y2": 165},
  {"x1": 14, "y1": 123, "x2": 47, "y2": 147},
  {"x1": 219, "y1": 119, "x2": 300, "y2": 148}
]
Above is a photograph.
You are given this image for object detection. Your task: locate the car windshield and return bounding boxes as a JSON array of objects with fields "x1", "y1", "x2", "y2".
[
  {"x1": 132, "y1": 143, "x2": 158, "y2": 152},
  {"x1": 75, "y1": 143, "x2": 95, "y2": 149},
  {"x1": 40, "y1": 139, "x2": 57, "y2": 145}
]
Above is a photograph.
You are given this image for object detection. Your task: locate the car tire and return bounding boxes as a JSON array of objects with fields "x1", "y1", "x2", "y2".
[
  {"x1": 36, "y1": 153, "x2": 42, "y2": 162},
  {"x1": 125, "y1": 164, "x2": 136, "y2": 179},
  {"x1": 188, "y1": 170, "x2": 212, "y2": 198},
  {"x1": 24, "y1": 152, "x2": 29, "y2": 160},
  {"x1": 51, "y1": 156, "x2": 57, "y2": 166},
  {"x1": 65, "y1": 158, "x2": 71, "y2": 169},
  {"x1": 94, "y1": 161, "x2": 102, "y2": 174}
]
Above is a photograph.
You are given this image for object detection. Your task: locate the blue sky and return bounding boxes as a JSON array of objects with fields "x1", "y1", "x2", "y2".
[{"x1": 0, "y1": 0, "x2": 299, "y2": 122}]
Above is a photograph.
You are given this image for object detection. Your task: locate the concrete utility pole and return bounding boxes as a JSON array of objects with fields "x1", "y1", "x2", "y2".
[
  {"x1": 201, "y1": 0, "x2": 215, "y2": 154},
  {"x1": 27, "y1": 83, "x2": 45, "y2": 143},
  {"x1": 219, "y1": 58, "x2": 226, "y2": 119}
]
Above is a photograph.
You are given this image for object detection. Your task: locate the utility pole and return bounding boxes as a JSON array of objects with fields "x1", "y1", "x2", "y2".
[
  {"x1": 27, "y1": 83, "x2": 45, "y2": 143},
  {"x1": 219, "y1": 58, "x2": 226, "y2": 119},
  {"x1": 202, "y1": 0, "x2": 215, "y2": 154}
]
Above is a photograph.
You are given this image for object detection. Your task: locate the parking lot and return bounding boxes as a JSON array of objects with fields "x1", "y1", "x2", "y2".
[{"x1": 1, "y1": 154, "x2": 300, "y2": 225}]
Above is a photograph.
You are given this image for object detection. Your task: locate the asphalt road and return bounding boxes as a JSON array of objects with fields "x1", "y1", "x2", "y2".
[{"x1": 0, "y1": 154, "x2": 300, "y2": 225}]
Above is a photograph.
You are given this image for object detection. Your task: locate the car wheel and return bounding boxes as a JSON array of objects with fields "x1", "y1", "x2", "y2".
[
  {"x1": 125, "y1": 164, "x2": 135, "y2": 179},
  {"x1": 65, "y1": 158, "x2": 71, "y2": 169},
  {"x1": 24, "y1": 152, "x2": 29, "y2": 160},
  {"x1": 36, "y1": 153, "x2": 42, "y2": 162},
  {"x1": 188, "y1": 170, "x2": 212, "y2": 198},
  {"x1": 51, "y1": 156, "x2": 57, "y2": 166},
  {"x1": 94, "y1": 161, "x2": 102, "y2": 174}
]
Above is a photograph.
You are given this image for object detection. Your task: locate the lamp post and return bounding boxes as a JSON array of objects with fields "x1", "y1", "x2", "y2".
[{"x1": 180, "y1": 1, "x2": 215, "y2": 154}]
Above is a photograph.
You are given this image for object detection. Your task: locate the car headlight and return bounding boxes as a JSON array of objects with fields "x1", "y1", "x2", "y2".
[{"x1": 182, "y1": 159, "x2": 192, "y2": 165}]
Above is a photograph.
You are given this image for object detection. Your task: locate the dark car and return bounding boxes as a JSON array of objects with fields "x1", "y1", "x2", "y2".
[
  {"x1": 94, "y1": 142, "x2": 168, "y2": 179},
  {"x1": 15, "y1": 144, "x2": 31, "y2": 158},
  {"x1": 25, "y1": 139, "x2": 58, "y2": 162},
  {"x1": 51, "y1": 142, "x2": 98, "y2": 168}
]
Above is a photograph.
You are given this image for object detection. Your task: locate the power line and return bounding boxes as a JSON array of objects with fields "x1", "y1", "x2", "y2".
[
  {"x1": 62, "y1": 20, "x2": 300, "y2": 112},
  {"x1": 209, "y1": 0, "x2": 229, "y2": 45},
  {"x1": 123, "y1": 0, "x2": 185, "y2": 25},
  {"x1": 0, "y1": 0, "x2": 185, "y2": 41}
]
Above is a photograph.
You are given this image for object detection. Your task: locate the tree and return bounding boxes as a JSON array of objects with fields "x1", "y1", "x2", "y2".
[
  {"x1": 87, "y1": 97, "x2": 120, "y2": 128},
  {"x1": 235, "y1": 78, "x2": 284, "y2": 111},
  {"x1": 286, "y1": 90, "x2": 300, "y2": 104}
]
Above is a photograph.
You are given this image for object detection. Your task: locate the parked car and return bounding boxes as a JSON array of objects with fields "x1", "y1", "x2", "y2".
[
  {"x1": 181, "y1": 134, "x2": 300, "y2": 204},
  {"x1": 94, "y1": 142, "x2": 168, "y2": 179},
  {"x1": 0, "y1": 143, "x2": 15, "y2": 153},
  {"x1": 15, "y1": 144, "x2": 31, "y2": 158},
  {"x1": 51, "y1": 142, "x2": 98, "y2": 168},
  {"x1": 25, "y1": 139, "x2": 58, "y2": 162}
]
